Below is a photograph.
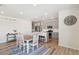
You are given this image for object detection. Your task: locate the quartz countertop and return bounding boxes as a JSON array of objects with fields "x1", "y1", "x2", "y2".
[{"x1": 42, "y1": 29, "x2": 58, "y2": 32}]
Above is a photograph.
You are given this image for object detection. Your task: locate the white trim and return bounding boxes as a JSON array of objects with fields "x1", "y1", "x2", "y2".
[{"x1": 59, "y1": 43, "x2": 79, "y2": 50}]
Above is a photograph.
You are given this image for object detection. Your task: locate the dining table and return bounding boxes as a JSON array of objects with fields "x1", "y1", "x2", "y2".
[
  {"x1": 24, "y1": 35, "x2": 33, "y2": 53},
  {"x1": 23, "y1": 32, "x2": 45, "y2": 53}
]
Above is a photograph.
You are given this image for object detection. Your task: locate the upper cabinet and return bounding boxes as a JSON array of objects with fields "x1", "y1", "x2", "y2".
[
  {"x1": 41, "y1": 19, "x2": 58, "y2": 29},
  {"x1": 32, "y1": 18, "x2": 58, "y2": 32},
  {"x1": 32, "y1": 21, "x2": 42, "y2": 32}
]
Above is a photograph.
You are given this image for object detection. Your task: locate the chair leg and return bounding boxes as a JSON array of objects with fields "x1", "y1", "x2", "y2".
[
  {"x1": 37, "y1": 45, "x2": 38, "y2": 48},
  {"x1": 23, "y1": 45, "x2": 26, "y2": 52},
  {"x1": 27, "y1": 41, "x2": 30, "y2": 54},
  {"x1": 33, "y1": 46, "x2": 34, "y2": 51},
  {"x1": 19, "y1": 44, "x2": 22, "y2": 50}
]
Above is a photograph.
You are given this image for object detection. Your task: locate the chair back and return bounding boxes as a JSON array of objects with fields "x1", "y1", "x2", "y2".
[
  {"x1": 16, "y1": 32, "x2": 25, "y2": 47},
  {"x1": 32, "y1": 34, "x2": 38, "y2": 45}
]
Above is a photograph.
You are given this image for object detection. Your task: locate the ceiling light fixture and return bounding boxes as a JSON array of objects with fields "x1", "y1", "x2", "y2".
[
  {"x1": 44, "y1": 13, "x2": 48, "y2": 16},
  {"x1": 0, "y1": 11, "x2": 4, "y2": 14},
  {"x1": 20, "y1": 11, "x2": 23, "y2": 15},
  {"x1": 33, "y1": 4, "x2": 37, "y2": 7},
  {"x1": 34, "y1": 16, "x2": 38, "y2": 18}
]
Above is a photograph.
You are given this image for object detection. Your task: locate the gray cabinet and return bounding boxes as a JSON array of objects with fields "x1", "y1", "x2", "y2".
[
  {"x1": 52, "y1": 32, "x2": 58, "y2": 39},
  {"x1": 32, "y1": 21, "x2": 42, "y2": 32},
  {"x1": 6, "y1": 33, "x2": 17, "y2": 42}
]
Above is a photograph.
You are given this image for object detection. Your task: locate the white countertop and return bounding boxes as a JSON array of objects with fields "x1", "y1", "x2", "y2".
[
  {"x1": 32, "y1": 29, "x2": 58, "y2": 35},
  {"x1": 42, "y1": 29, "x2": 58, "y2": 32}
]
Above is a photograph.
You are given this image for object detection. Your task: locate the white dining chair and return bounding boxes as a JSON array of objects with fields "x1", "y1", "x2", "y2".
[
  {"x1": 39, "y1": 32, "x2": 48, "y2": 42},
  {"x1": 16, "y1": 32, "x2": 26, "y2": 51},
  {"x1": 16, "y1": 32, "x2": 39, "y2": 53},
  {"x1": 29, "y1": 34, "x2": 39, "y2": 51}
]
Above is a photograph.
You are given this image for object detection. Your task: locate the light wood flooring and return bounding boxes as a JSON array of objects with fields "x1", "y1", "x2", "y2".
[
  {"x1": 44, "y1": 38, "x2": 79, "y2": 55},
  {"x1": 0, "y1": 38, "x2": 79, "y2": 55}
]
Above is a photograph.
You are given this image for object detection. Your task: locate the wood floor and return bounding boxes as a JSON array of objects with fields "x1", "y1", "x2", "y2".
[
  {"x1": 44, "y1": 38, "x2": 79, "y2": 55},
  {"x1": 0, "y1": 40, "x2": 16, "y2": 55},
  {"x1": 0, "y1": 38, "x2": 79, "y2": 55}
]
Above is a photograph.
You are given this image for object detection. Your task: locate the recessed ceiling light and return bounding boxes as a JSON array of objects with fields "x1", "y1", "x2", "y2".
[
  {"x1": 33, "y1": 4, "x2": 37, "y2": 7},
  {"x1": 34, "y1": 16, "x2": 38, "y2": 18},
  {"x1": 0, "y1": 11, "x2": 4, "y2": 14},
  {"x1": 44, "y1": 13, "x2": 48, "y2": 16},
  {"x1": 19, "y1": 11, "x2": 23, "y2": 15}
]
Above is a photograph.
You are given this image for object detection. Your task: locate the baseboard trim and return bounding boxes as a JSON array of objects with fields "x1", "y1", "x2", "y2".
[{"x1": 59, "y1": 43, "x2": 79, "y2": 50}]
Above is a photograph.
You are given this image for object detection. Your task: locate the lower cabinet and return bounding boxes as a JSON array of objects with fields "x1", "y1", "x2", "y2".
[
  {"x1": 52, "y1": 32, "x2": 58, "y2": 39},
  {"x1": 6, "y1": 34, "x2": 17, "y2": 42}
]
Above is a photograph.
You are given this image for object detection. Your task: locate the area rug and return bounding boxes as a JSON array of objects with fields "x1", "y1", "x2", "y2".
[
  {"x1": 0, "y1": 44, "x2": 55, "y2": 55},
  {"x1": 9, "y1": 45, "x2": 55, "y2": 55}
]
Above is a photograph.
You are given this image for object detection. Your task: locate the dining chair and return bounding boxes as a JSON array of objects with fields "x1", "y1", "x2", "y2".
[
  {"x1": 39, "y1": 32, "x2": 48, "y2": 43},
  {"x1": 16, "y1": 32, "x2": 26, "y2": 51},
  {"x1": 29, "y1": 34, "x2": 39, "y2": 51},
  {"x1": 16, "y1": 32, "x2": 39, "y2": 53}
]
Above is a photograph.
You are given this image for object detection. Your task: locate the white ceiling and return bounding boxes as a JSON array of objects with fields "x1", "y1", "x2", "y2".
[{"x1": 0, "y1": 4, "x2": 79, "y2": 20}]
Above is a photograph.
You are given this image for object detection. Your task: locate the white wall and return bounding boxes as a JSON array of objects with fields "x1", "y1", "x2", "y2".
[
  {"x1": 59, "y1": 9, "x2": 79, "y2": 50},
  {"x1": 0, "y1": 15, "x2": 32, "y2": 43},
  {"x1": 15, "y1": 20, "x2": 32, "y2": 35}
]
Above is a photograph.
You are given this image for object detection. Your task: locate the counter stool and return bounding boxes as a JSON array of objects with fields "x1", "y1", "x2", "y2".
[{"x1": 39, "y1": 35, "x2": 45, "y2": 43}]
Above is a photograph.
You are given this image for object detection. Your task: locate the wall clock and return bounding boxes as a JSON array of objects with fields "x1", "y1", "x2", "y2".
[{"x1": 64, "y1": 15, "x2": 77, "y2": 26}]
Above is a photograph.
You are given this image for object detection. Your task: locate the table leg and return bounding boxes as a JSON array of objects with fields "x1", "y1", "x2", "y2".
[{"x1": 27, "y1": 41, "x2": 29, "y2": 54}]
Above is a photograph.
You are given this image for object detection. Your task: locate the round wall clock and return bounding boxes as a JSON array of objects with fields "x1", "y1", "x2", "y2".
[{"x1": 64, "y1": 15, "x2": 77, "y2": 26}]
